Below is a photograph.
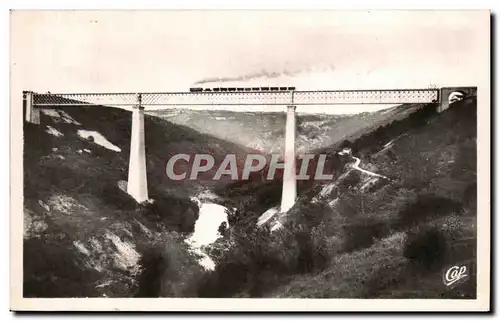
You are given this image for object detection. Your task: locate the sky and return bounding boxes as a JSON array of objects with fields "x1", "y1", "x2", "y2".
[{"x1": 10, "y1": 10, "x2": 489, "y2": 114}]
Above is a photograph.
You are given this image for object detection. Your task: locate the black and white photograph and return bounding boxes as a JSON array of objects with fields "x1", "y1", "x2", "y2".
[{"x1": 9, "y1": 9, "x2": 490, "y2": 311}]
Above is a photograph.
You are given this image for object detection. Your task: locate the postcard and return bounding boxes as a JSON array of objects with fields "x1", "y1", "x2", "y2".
[{"x1": 10, "y1": 9, "x2": 491, "y2": 312}]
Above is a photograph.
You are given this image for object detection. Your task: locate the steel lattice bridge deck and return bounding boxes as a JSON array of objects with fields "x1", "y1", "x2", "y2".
[{"x1": 31, "y1": 89, "x2": 442, "y2": 107}]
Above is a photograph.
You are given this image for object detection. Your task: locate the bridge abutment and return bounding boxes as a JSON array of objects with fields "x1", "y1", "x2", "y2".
[
  {"x1": 280, "y1": 105, "x2": 297, "y2": 213},
  {"x1": 438, "y1": 88, "x2": 450, "y2": 113},
  {"x1": 127, "y1": 94, "x2": 149, "y2": 203}
]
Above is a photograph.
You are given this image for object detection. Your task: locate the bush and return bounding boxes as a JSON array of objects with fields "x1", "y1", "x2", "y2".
[
  {"x1": 286, "y1": 199, "x2": 331, "y2": 231},
  {"x1": 99, "y1": 182, "x2": 138, "y2": 211},
  {"x1": 403, "y1": 226, "x2": 449, "y2": 270},
  {"x1": 24, "y1": 237, "x2": 102, "y2": 297},
  {"x1": 136, "y1": 233, "x2": 204, "y2": 297},
  {"x1": 135, "y1": 244, "x2": 168, "y2": 297},
  {"x1": 197, "y1": 227, "x2": 299, "y2": 297},
  {"x1": 337, "y1": 170, "x2": 362, "y2": 193},
  {"x1": 286, "y1": 201, "x2": 336, "y2": 273},
  {"x1": 197, "y1": 200, "x2": 337, "y2": 297},
  {"x1": 395, "y1": 194, "x2": 462, "y2": 229},
  {"x1": 462, "y1": 182, "x2": 477, "y2": 207},
  {"x1": 140, "y1": 194, "x2": 199, "y2": 233},
  {"x1": 255, "y1": 181, "x2": 283, "y2": 209},
  {"x1": 297, "y1": 228, "x2": 332, "y2": 273},
  {"x1": 339, "y1": 139, "x2": 352, "y2": 149},
  {"x1": 342, "y1": 217, "x2": 389, "y2": 253}
]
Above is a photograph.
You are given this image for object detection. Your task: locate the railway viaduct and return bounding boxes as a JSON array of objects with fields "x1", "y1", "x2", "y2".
[{"x1": 23, "y1": 86, "x2": 477, "y2": 213}]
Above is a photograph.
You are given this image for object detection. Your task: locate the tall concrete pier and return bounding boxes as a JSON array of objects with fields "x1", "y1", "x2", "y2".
[
  {"x1": 280, "y1": 105, "x2": 297, "y2": 212},
  {"x1": 127, "y1": 94, "x2": 149, "y2": 203}
]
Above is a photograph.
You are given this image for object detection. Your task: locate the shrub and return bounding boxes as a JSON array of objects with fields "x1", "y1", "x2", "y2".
[
  {"x1": 462, "y1": 182, "x2": 477, "y2": 207},
  {"x1": 408, "y1": 103, "x2": 437, "y2": 128},
  {"x1": 140, "y1": 194, "x2": 199, "y2": 233},
  {"x1": 197, "y1": 199, "x2": 337, "y2": 297},
  {"x1": 337, "y1": 170, "x2": 362, "y2": 193},
  {"x1": 24, "y1": 237, "x2": 102, "y2": 297},
  {"x1": 99, "y1": 182, "x2": 138, "y2": 211},
  {"x1": 285, "y1": 200, "x2": 337, "y2": 273},
  {"x1": 294, "y1": 229, "x2": 319, "y2": 273},
  {"x1": 339, "y1": 139, "x2": 352, "y2": 149},
  {"x1": 136, "y1": 233, "x2": 204, "y2": 297},
  {"x1": 197, "y1": 226, "x2": 298, "y2": 297},
  {"x1": 286, "y1": 199, "x2": 331, "y2": 231},
  {"x1": 135, "y1": 244, "x2": 168, "y2": 297},
  {"x1": 255, "y1": 181, "x2": 283, "y2": 209},
  {"x1": 296, "y1": 225, "x2": 332, "y2": 273}
]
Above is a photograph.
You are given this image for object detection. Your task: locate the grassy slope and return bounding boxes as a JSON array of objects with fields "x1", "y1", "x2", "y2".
[{"x1": 268, "y1": 97, "x2": 477, "y2": 298}]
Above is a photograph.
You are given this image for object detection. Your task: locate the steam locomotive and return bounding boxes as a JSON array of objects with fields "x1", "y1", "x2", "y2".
[{"x1": 189, "y1": 86, "x2": 296, "y2": 93}]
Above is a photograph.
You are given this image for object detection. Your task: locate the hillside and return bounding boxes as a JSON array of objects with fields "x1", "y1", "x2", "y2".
[
  {"x1": 272, "y1": 97, "x2": 477, "y2": 298},
  {"x1": 193, "y1": 97, "x2": 477, "y2": 298},
  {"x1": 23, "y1": 105, "x2": 263, "y2": 297}
]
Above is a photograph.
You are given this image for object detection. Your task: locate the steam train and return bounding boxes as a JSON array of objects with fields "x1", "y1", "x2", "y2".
[{"x1": 189, "y1": 86, "x2": 296, "y2": 93}]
